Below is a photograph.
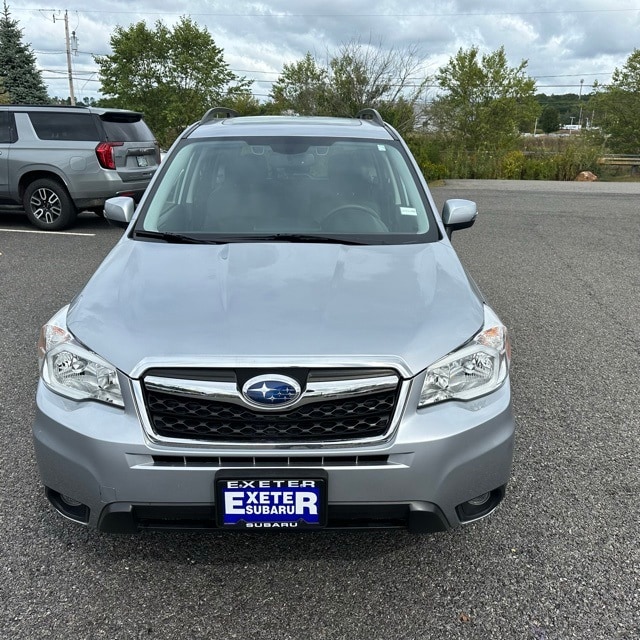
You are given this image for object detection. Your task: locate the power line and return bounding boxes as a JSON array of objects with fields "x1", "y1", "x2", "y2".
[
  {"x1": 15, "y1": 6, "x2": 640, "y2": 18},
  {"x1": 43, "y1": 69, "x2": 98, "y2": 76},
  {"x1": 42, "y1": 76, "x2": 100, "y2": 82},
  {"x1": 532, "y1": 73, "x2": 611, "y2": 78},
  {"x1": 33, "y1": 50, "x2": 618, "y2": 82}
]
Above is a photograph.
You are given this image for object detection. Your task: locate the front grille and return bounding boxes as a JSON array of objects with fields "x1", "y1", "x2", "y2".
[
  {"x1": 144, "y1": 389, "x2": 397, "y2": 442},
  {"x1": 142, "y1": 370, "x2": 400, "y2": 444}
]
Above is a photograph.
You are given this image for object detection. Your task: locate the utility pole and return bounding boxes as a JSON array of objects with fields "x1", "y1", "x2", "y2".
[
  {"x1": 53, "y1": 10, "x2": 75, "y2": 105},
  {"x1": 578, "y1": 78, "x2": 584, "y2": 129},
  {"x1": 63, "y1": 10, "x2": 75, "y2": 105}
]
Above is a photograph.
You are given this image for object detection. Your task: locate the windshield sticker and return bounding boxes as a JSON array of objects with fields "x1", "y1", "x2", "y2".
[
  {"x1": 377, "y1": 145, "x2": 386, "y2": 151},
  {"x1": 400, "y1": 207, "x2": 418, "y2": 216}
]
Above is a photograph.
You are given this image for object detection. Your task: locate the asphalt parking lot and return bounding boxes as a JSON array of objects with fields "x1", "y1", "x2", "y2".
[{"x1": 1, "y1": 180, "x2": 638, "y2": 639}]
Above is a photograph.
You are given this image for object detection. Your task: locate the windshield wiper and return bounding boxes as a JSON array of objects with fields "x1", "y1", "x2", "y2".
[
  {"x1": 133, "y1": 230, "x2": 225, "y2": 244},
  {"x1": 219, "y1": 233, "x2": 369, "y2": 245},
  {"x1": 133, "y1": 230, "x2": 371, "y2": 246}
]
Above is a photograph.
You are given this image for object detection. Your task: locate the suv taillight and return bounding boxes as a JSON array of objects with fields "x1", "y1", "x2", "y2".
[{"x1": 95, "y1": 142, "x2": 123, "y2": 170}]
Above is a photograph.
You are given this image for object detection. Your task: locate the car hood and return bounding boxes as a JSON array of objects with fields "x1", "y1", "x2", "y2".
[{"x1": 67, "y1": 240, "x2": 484, "y2": 378}]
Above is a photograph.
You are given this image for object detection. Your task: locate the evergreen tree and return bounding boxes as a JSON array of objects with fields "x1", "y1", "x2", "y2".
[
  {"x1": 0, "y1": 2, "x2": 49, "y2": 104},
  {"x1": 0, "y1": 76, "x2": 10, "y2": 104}
]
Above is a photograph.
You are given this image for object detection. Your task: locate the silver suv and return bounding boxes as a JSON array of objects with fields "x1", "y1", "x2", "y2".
[
  {"x1": 34, "y1": 108, "x2": 515, "y2": 533},
  {"x1": 0, "y1": 105, "x2": 159, "y2": 230}
]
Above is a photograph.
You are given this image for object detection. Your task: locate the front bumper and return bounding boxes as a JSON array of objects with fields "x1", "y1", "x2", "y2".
[{"x1": 32, "y1": 375, "x2": 515, "y2": 533}]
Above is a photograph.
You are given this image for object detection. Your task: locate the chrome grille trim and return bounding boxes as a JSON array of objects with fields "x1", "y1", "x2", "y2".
[
  {"x1": 143, "y1": 374, "x2": 399, "y2": 411},
  {"x1": 144, "y1": 377, "x2": 239, "y2": 402},
  {"x1": 130, "y1": 370, "x2": 411, "y2": 450},
  {"x1": 129, "y1": 355, "x2": 413, "y2": 379}
]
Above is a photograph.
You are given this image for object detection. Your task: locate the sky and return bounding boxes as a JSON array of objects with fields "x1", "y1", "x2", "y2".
[{"x1": 7, "y1": 0, "x2": 640, "y2": 103}]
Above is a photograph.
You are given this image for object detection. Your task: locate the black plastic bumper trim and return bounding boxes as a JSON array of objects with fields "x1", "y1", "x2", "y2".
[{"x1": 96, "y1": 501, "x2": 450, "y2": 534}]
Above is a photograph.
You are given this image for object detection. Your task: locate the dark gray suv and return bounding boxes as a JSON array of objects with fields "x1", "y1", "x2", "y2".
[{"x1": 0, "y1": 105, "x2": 159, "y2": 230}]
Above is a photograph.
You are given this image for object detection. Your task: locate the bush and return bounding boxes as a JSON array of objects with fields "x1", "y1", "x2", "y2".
[
  {"x1": 405, "y1": 134, "x2": 447, "y2": 180},
  {"x1": 551, "y1": 141, "x2": 600, "y2": 180},
  {"x1": 499, "y1": 151, "x2": 526, "y2": 179},
  {"x1": 404, "y1": 131, "x2": 603, "y2": 181},
  {"x1": 521, "y1": 157, "x2": 556, "y2": 180}
]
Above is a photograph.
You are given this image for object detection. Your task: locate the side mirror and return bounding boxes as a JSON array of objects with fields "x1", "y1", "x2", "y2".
[
  {"x1": 442, "y1": 199, "x2": 478, "y2": 239},
  {"x1": 104, "y1": 196, "x2": 136, "y2": 229}
]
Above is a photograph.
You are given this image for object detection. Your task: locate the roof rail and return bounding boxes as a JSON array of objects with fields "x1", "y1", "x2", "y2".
[
  {"x1": 1, "y1": 104, "x2": 90, "y2": 110},
  {"x1": 356, "y1": 108, "x2": 385, "y2": 126},
  {"x1": 200, "y1": 107, "x2": 240, "y2": 124}
]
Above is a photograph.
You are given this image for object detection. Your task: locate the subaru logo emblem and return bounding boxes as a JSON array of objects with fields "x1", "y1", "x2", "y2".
[{"x1": 242, "y1": 375, "x2": 302, "y2": 409}]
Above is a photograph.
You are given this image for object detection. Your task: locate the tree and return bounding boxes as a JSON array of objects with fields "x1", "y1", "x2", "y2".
[
  {"x1": 224, "y1": 90, "x2": 262, "y2": 115},
  {"x1": 0, "y1": 77, "x2": 10, "y2": 104},
  {"x1": 539, "y1": 105, "x2": 560, "y2": 133},
  {"x1": 95, "y1": 17, "x2": 251, "y2": 147},
  {"x1": 536, "y1": 93, "x2": 586, "y2": 127},
  {"x1": 269, "y1": 40, "x2": 429, "y2": 133},
  {"x1": 50, "y1": 95, "x2": 98, "y2": 106},
  {"x1": 0, "y1": 2, "x2": 48, "y2": 104},
  {"x1": 270, "y1": 52, "x2": 328, "y2": 115},
  {"x1": 324, "y1": 39, "x2": 428, "y2": 131},
  {"x1": 590, "y1": 49, "x2": 640, "y2": 152},
  {"x1": 429, "y1": 46, "x2": 539, "y2": 153}
]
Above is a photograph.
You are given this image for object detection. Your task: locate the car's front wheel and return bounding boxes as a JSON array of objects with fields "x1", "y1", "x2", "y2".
[{"x1": 23, "y1": 179, "x2": 77, "y2": 231}]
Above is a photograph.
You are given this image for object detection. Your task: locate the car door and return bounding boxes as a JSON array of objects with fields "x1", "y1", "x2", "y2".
[{"x1": 0, "y1": 110, "x2": 13, "y2": 198}]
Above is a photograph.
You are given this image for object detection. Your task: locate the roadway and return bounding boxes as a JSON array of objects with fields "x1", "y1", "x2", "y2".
[{"x1": 0, "y1": 180, "x2": 638, "y2": 639}]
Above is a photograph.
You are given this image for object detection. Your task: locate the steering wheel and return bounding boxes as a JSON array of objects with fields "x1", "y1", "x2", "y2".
[{"x1": 321, "y1": 204, "x2": 388, "y2": 232}]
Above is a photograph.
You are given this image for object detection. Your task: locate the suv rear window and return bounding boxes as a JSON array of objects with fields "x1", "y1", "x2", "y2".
[
  {"x1": 28, "y1": 112, "x2": 100, "y2": 141},
  {"x1": 100, "y1": 114, "x2": 155, "y2": 142}
]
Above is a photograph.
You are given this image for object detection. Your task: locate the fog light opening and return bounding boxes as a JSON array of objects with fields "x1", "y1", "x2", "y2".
[
  {"x1": 45, "y1": 488, "x2": 90, "y2": 525},
  {"x1": 456, "y1": 486, "x2": 505, "y2": 523},
  {"x1": 60, "y1": 494, "x2": 83, "y2": 507},
  {"x1": 467, "y1": 492, "x2": 491, "y2": 507}
]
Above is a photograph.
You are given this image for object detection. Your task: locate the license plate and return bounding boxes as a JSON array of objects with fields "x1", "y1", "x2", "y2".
[
  {"x1": 215, "y1": 471, "x2": 327, "y2": 530},
  {"x1": 136, "y1": 155, "x2": 148, "y2": 167}
]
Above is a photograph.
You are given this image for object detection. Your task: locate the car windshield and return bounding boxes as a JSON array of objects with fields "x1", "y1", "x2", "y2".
[{"x1": 137, "y1": 137, "x2": 437, "y2": 244}]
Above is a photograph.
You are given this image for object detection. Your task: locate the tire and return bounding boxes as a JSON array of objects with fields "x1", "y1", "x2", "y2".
[{"x1": 23, "y1": 179, "x2": 77, "y2": 231}]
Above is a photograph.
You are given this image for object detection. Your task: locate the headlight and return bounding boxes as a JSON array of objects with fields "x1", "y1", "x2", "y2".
[
  {"x1": 37, "y1": 306, "x2": 124, "y2": 407},
  {"x1": 418, "y1": 305, "x2": 511, "y2": 407}
]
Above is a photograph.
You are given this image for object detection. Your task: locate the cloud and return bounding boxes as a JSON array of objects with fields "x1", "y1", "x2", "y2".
[{"x1": 8, "y1": 0, "x2": 639, "y2": 101}]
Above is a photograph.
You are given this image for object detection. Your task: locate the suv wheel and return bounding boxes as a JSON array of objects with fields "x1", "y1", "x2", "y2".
[{"x1": 23, "y1": 179, "x2": 77, "y2": 231}]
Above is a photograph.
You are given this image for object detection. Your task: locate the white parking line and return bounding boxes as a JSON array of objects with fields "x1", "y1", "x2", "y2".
[{"x1": 0, "y1": 228, "x2": 95, "y2": 237}]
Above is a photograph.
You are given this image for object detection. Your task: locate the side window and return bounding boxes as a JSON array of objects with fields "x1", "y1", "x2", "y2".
[
  {"x1": 28, "y1": 112, "x2": 100, "y2": 141},
  {"x1": 0, "y1": 111, "x2": 14, "y2": 143}
]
